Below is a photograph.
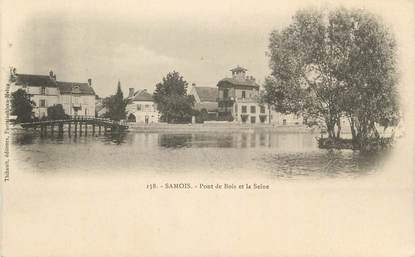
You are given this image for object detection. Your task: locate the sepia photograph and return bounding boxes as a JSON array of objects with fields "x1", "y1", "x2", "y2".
[{"x1": 1, "y1": 0, "x2": 414, "y2": 256}]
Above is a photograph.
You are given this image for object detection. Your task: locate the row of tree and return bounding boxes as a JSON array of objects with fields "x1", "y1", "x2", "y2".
[
  {"x1": 103, "y1": 72, "x2": 197, "y2": 123},
  {"x1": 263, "y1": 8, "x2": 399, "y2": 148}
]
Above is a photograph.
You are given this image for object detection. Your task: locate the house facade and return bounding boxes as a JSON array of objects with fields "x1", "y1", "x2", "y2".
[
  {"x1": 57, "y1": 80, "x2": 96, "y2": 116},
  {"x1": 126, "y1": 88, "x2": 160, "y2": 123},
  {"x1": 9, "y1": 68, "x2": 96, "y2": 118},
  {"x1": 269, "y1": 110, "x2": 303, "y2": 126}
]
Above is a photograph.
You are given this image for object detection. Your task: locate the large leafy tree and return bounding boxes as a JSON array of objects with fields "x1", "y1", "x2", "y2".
[
  {"x1": 331, "y1": 9, "x2": 399, "y2": 144},
  {"x1": 106, "y1": 81, "x2": 127, "y2": 121},
  {"x1": 265, "y1": 8, "x2": 398, "y2": 145},
  {"x1": 153, "y1": 71, "x2": 195, "y2": 123},
  {"x1": 11, "y1": 89, "x2": 35, "y2": 123}
]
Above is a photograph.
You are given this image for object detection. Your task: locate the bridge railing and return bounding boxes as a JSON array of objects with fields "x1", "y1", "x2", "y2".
[
  {"x1": 68, "y1": 116, "x2": 127, "y2": 126},
  {"x1": 21, "y1": 116, "x2": 128, "y2": 127}
]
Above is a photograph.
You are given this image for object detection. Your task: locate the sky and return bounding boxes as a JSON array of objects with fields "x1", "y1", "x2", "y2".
[{"x1": 2, "y1": 0, "x2": 413, "y2": 98}]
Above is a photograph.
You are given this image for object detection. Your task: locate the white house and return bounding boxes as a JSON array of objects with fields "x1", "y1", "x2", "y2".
[
  {"x1": 269, "y1": 109, "x2": 303, "y2": 126},
  {"x1": 9, "y1": 68, "x2": 96, "y2": 118},
  {"x1": 57, "y1": 80, "x2": 96, "y2": 116},
  {"x1": 126, "y1": 88, "x2": 160, "y2": 123}
]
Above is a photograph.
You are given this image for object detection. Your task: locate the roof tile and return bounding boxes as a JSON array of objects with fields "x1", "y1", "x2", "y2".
[{"x1": 194, "y1": 87, "x2": 218, "y2": 102}]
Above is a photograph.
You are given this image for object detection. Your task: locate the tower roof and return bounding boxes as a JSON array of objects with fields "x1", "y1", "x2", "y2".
[{"x1": 230, "y1": 66, "x2": 247, "y2": 72}]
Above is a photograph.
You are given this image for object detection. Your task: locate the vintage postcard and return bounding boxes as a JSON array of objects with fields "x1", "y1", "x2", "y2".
[{"x1": 1, "y1": 0, "x2": 414, "y2": 256}]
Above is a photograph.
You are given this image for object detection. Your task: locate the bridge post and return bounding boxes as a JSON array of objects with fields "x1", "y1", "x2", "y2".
[
  {"x1": 51, "y1": 124, "x2": 54, "y2": 136},
  {"x1": 92, "y1": 124, "x2": 95, "y2": 135},
  {"x1": 40, "y1": 125, "x2": 44, "y2": 136},
  {"x1": 99, "y1": 125, "x2": 102, "y2": 134},
  {"x1": 75, "y1": 122, "x2": 78, "y2": 136},
  {"x1": 58, "y1": 123, "x2": 64, "y2": 135},
  {"x1": 79, "y1": 121, "x2": 83, "y2": 136},
  {"x1": 85, "y1": 122, "x2": 88, "y2": 136},
  {"x1": 68, "y1": 122, "x2": 71, "y2": 136}
]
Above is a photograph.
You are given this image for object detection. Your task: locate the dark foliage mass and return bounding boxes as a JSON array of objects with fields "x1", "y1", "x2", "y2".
[
  {"x1": 264, "y1": 7, "x2": 399, "y2": 149},
  {"x1": 47, "y1": 104, "x2": 68, "y2": 120},
  {"x1": 105, "y1": 81, "x2": 127, "y2": 121},
  {"x1": 11, "y1": 89, "x2": 35, "y2": 123},
  {"x1": 153, "y1": 71, "x2": 195, "y2": 123}
]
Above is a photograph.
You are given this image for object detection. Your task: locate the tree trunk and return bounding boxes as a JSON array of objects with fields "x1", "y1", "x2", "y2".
[
  {"x1": 348, "y1": 115, "x2": 357, "y2": 141},
  {"x1": 336, "y1": 117, "x2": 341, "y2": 139}
]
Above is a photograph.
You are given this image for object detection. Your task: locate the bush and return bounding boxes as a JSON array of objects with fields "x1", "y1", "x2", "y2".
[{"x1": 47, "y1": 104, "x2": 68, "y2": 120}]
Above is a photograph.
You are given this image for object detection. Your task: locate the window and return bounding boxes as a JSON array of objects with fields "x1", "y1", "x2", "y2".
[
  {"x1": 250, "y1": 116, "x2": 256, "y2": 123},
  {"x1": 144, "y1": 104, "x2": 150, "y2": 109},
  {"x1": 250, "y1": 106, "x2": 256, "y2": 114},
  {"x1": 73, "y1": 85, "x2": 81, "y2": 94},
  {"x1": 241, "y1": 115, "x2": 248, "y2": 123},
  {"x1": 40, "y1": 99, "x2": 46, "y2": 107},
  {"x1": 260, "y1": 105, "x2": 265, "y2": 113},
  {"x1": 241, "y1": 106, "x2": 247, "y2": 113},
  {"x1": 41, "y1": 87, "x2": 46, "y2": 95},
  {"x1": 137, "y1": 104, "x2": 142, "y2": 111},
  {"x1": 241, "y1": 91, "x2": 246, "y2": 99}
]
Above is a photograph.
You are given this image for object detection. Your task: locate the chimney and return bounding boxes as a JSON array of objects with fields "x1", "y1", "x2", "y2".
[
  {"x1": 129, "y1": 88, "x2": 135, "y2": 97},
  {"x1": 49, "y1": 70, "x2": 56, "y2": 81},
  {"x1": 88, "y1": 78, "x2": 92, "y2": 86},
  {"x1": 9, "y1": 67, "x2": 17, "y2": 82},
  {"x1": 10, "y1": 67, "x2": 16, "y2": 76}
]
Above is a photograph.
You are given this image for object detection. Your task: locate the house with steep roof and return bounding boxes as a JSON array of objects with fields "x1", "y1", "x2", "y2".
[
  {"x1": 188, "y1": 84, "x2": 218, "y2": 118},
  {"x1": 9, "y1": 68, "x2": 96, "y2": 118},
  {"x1": 126, "y1": 88, "x2": 160, "y2": 123}
]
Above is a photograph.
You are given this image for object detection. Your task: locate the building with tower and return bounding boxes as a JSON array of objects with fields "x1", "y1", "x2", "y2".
[
  {"x1": 217, "y1": 66, "x2": 269, "y2": 123},
  {"x1": 217, "y1": 66, "x2": 303, "y2": 125}
]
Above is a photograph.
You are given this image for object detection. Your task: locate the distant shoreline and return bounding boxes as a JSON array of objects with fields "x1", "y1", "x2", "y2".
[{"x1": 126, "y1": 122, "x2": 319, "y2": 133}]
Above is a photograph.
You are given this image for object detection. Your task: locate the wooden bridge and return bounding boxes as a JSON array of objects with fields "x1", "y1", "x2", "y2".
[{"x1": 20, "y1": 116, "x2": 129, "y2": 136}]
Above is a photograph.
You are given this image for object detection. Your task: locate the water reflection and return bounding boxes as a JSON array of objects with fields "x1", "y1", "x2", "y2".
[
  {"x1": 155, "y1": 132, "x2": 316, "y2": 150},
  {"x1": 11, "y1": 128, "x2": 388, "y2": 178}
]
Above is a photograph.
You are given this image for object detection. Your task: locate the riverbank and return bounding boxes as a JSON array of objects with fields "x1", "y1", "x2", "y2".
[
  {"x1": 317, "y1": 137, "x2": 394, "y2": 152},
  {"x1": 127, "y1": 122, "x2": 316, "y2": 133}
]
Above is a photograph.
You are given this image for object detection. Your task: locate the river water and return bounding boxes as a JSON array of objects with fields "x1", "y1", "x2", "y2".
[
  {"x1": 10, "y1": 128, "x2": 386, "y2": 179},
  {"x1": 5, "y1": 128, "x2": 413, "y2": 257}
]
